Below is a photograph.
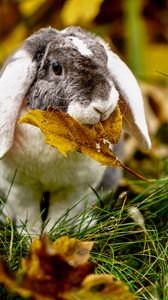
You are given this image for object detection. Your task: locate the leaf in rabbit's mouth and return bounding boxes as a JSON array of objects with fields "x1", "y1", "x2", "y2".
[
  {"x1": 18, "y1": 106, "x2": 122, "y2": 167},
  {"x1": 18, "y1": 106, "x2": 154, "y2": 181}
]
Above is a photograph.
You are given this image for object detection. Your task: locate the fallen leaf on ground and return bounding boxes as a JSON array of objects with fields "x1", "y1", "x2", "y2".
[
  {"x1": 65, "y1": 274, "x2": 136, "y2": 300},
  {"x1": 0, "y1": 236, "x2": 136, "y2": 300}
]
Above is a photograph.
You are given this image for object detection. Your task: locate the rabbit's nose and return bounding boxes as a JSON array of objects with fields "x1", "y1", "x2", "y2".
[
  {"x1": 91, "y1": 86, "x2": 119, "y2": 115},
  {"x1": 93, "y1": 104, "x2": 115, "y2": 121},
  {"x1": 92, "y1": 104, "x2": 113, "y2": 115}
]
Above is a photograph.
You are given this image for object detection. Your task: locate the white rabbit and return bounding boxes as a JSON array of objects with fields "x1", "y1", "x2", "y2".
[{"x1": 0, "y1": 27, "x2": 151, "y2": 235}]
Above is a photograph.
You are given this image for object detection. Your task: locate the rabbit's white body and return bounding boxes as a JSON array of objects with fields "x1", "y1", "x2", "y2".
[
  {"x1": 0, "y1": 27, "x2": 151, "y2": 235},
  {"x1": 0, "y1": 108, "x2": 105, "y2": 233}
]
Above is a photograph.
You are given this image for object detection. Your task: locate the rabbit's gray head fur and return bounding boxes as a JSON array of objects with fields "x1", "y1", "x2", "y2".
[{"x1": 26, "y1": 27, "x2": 117, "y2": 125}]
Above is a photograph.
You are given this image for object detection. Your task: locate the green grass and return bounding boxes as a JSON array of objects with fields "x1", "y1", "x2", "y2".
[{"x1": 0, "y1": 176, "x2": 168, "y2": 300}]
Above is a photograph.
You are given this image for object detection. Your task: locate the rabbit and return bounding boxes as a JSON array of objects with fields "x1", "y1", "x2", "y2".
[{"x1": 0, "y1": 26, "x2": 151, "y2": 235}]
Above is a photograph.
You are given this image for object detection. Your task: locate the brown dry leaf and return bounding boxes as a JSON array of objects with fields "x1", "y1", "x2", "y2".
[
  {"x1": 53, "y1": 236, "x2": 93, "y2": 267},
  {"x1": 64, "y1": 274, "x2": 137, "y2": 300},
  {"x1": 19, "y1": 106, "x2": 122, "y2": 168},
  {"x1": 0, "y1": 236, "x2": 94, "y2": 300},
  {"x1": 0, "y1": 236, "x2": 136, "y2": 300}
]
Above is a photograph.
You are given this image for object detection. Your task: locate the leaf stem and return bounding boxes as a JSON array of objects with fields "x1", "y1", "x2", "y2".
[{"x1": 120, "y1": 163, "x2": 156, "y2": 183}]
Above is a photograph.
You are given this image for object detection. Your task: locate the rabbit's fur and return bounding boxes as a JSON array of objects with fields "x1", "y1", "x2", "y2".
[{"x1": 0, "y1": 27, "x2": 151, "y2": 235}]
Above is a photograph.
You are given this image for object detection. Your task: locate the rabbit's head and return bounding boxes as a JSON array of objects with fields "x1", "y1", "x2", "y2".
[
  {"x1": 0, "y1": 26, "x2": 151, "y2": 158},
  {"x1": 27, "y1": 27, "x2": 118, "y2": 126}
]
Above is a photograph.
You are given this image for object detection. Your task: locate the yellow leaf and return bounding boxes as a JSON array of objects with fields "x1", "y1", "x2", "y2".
[
  {"x1": 53, "y1": 236, "x2": 93, "y2": 267},
  {"x1": 18, "y1": 106, "x2": 122, "y2": 168},
  {"x1": 65, "y1": 274, "x2": 137, "y2": 300},
  {"x1": 0, "y1": 236, "x2": 137, "y2": 300},
  {"x1": 0, "y1": 236, "x2": 95, "y2": 300},
  {"x1": 61, "y1": 0, "x2": 104, "y2": 26},
  {"x1": 19, "y1": 107, "x2": 153, "y2": 181}
]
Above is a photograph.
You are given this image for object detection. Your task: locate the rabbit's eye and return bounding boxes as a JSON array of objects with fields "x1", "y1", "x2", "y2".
[{"x1": 52, "y1": 62, "x2": 62, "y2": 75}]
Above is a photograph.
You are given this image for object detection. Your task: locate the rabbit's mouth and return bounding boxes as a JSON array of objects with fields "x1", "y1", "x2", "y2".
[{"x1": 67, "y1": 87, "x2": 119, "y2": 125}]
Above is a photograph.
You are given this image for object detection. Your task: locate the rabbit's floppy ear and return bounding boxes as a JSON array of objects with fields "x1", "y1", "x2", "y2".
[
  {"x1": 0, "y1": 49, "x2": 37, "y2": 158},
  {"x1": 102, "y1": 43, "x2": 151, "y2": 150}
]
